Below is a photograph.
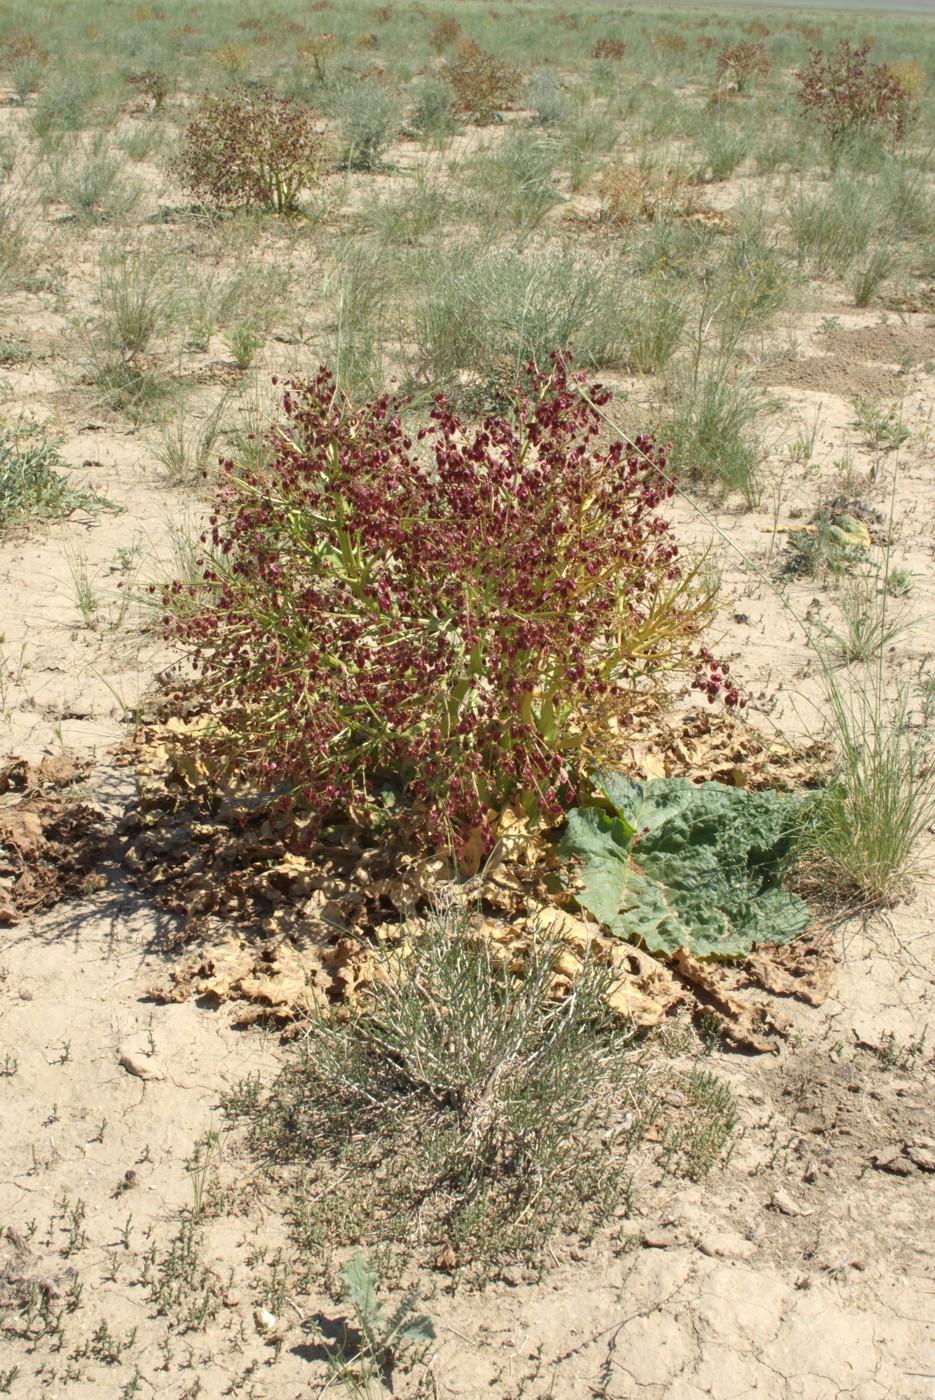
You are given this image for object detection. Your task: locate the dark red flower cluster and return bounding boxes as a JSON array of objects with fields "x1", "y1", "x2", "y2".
[
  {"x1": 693, "y1": 647, "x2": 745, "y2": 710},
  {"x1": 166, "y1": 356, "x2": 717, "y2": 853}
]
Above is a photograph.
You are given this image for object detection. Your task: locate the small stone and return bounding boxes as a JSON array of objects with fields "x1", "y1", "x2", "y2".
[
  {"x1": 869, "y1": 1143, "x2": 904, "y2": 1169},
  {"x1": 643, "y1": 1227, "x2": 684, "y2": 1249},
  {"x1": 908, "y1": 1146, "x2": 935, "y2": 1172},
  {"x1": 768, "y1": 1189, "x2": 814, "y2": 1217},
  {"x1": 694, "y1": 1231, "x2": 756, "y2": 1261},
  {"x1": 254, "y1": 1308, "x2": 278, "y2": 1336},
  {"x1": 117, "y1": 1048, "x2": 166, "y2": 1081},
  {"x1": 435, "y1": 1242, "x2": 457, "y2": 1271}
]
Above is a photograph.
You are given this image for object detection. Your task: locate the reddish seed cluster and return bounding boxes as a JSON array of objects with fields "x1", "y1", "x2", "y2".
[
  {"x1": 693, "y1": 647, "x2": 745, "y2": 710},
  {"x1": 166, "y1": 355, "x2": 722, "y2": 854},
  {"x1": 796, "y1": 41, "x2": 916, "y2": 146}
]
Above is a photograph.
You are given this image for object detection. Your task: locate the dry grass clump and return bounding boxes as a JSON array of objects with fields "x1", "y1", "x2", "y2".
[
  {"x1": 889, "y1": 59, "x2": 927, "y2": 100},
  {"x1": 597, "y1": 161, "x2": 700, "y2": 227}
]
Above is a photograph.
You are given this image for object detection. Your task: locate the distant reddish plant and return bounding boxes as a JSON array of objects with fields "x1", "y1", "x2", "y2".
[
  {"x1": 429, "y1": 16, "x2": 462, "y2": 51},
  {"x1": 165, "y1": 356, "x2": 722, "y2": 855},
  {"x1": 126, "y1": 69, "x2": 169, "y2": 112},
  {"x1": 447, "y1": 41, "x2": 522, "y2": 123},
  {"x1": 796, "y1": 40, "x2": 917, "y2": 145},
  {"x1": 652, "y1": 31, "x2": 687, "y2": 56},
  {"x1": 592, "y1": 38, "x2": 626, "y2": 61},
  {"x1": 716, "y1": 41, "x2": 769, "y2": 94},
  {"x1": 2, "y1": 31, "x2": 48, "y2": 64},
  {"x1": 178, "y1": 87, "x2": 324, "y2": 213}
]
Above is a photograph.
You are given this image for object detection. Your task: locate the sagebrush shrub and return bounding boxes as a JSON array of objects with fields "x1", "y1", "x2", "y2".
[
  {"x1": 331, "y1": 78, "x2": 400, "y2": 170},
  {"x1": 178, "y1": 87, "x2": 323, "y2": 213},
  {"x1": 796, "y1": 41, "x2": 917, "y2": 146},
  {"x1": 166, "y1": 357, "x2": 717, "y2": 853}
]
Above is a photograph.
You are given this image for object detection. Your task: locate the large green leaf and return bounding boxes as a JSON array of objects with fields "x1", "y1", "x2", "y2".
[{"x1": 558, "y1": 776, "x2": 812, "y2": 959}]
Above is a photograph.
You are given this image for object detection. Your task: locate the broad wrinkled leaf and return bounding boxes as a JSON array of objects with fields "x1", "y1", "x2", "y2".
[
  {"x1": 598, "y1": 772, "x2": 694, "y2": 840},
  {"x1": 559, "y1": 778, "x2": 812, "y2": 959}
]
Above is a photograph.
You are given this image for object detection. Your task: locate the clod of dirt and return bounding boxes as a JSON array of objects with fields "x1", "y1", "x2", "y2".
[
  {"x1": 695, "y1": 1230, "x2": 757, "y2": 1261},
  {"x1": 0, "y1": 757, "x2": 110, "y2": 924},
  {"x1": 762, "y1": 351, "x2": 902, "y2": 401},
  {"x1": 769, "y1": 1188, "x2": 815, "y2": 1217}
]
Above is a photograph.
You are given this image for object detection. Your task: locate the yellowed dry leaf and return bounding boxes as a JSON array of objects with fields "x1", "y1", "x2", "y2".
[
  {"x1": 674, "y1": 947, "x2": 788, "y2": 1053},
  {"x1": 494, "y1": 807, "x2": 548, "y2": 866},
  {"x1": 605, "y1": 978, "x2": 668, "y2": 1028}
]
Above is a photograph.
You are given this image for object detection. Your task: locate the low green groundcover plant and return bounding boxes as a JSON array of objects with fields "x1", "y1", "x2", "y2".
[
  {"x1": 560, "y1": 772, "x2": 812, "y2": 958},
  {"x1": 166, "y1": 355, "x2": 728, "y2": 854},
  {"x1": 0, "y1": 425, "x2": 111, "y2": 530}
]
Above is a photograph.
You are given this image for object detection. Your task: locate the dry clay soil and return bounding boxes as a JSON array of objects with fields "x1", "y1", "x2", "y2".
[{"x1": 1, "y1": 187, "x2": 935, "y2": 1397}]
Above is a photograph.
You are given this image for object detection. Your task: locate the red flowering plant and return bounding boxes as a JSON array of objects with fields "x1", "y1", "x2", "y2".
[
  {"x1": 177, "y1": 86, "x2": 324, "y2": 213},
  {"x1": 165, "y1": 356, "x2": 727, "y2": 857},
  {"x1": 796, "y1": 41, "x2": 917, "y2": 147},
  {"x1": 716, "y1": 41, "x2": 769, "y2": 94}
]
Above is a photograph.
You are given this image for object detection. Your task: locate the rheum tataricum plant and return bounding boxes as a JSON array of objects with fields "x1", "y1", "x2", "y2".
[
  {"x1": 178, "y1": 86, "x2": 323, "y2": 213},
  {"x1": 796, "y1": 41, "x2": 917, "y2": 147},
  {"x1": 166, "y1": 357, "x2": 726, "y2": 854}
]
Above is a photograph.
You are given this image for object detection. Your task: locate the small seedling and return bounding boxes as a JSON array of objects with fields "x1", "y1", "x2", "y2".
[
  {"x1": 662, "y1": 1069, "x2": 740, "y2": 1181},
  {"x1": 63, "y1": 1198, "x2": 87, "y2": 1255},
  {"x1": 853, "y1": 397, "x2": 910, "y2": 477},
  {"x1": 186, "y1": 1130, "x2": 222, "y2": 1218},
  {"x1": 873, "y1": 1027, "x2": 928, "y2": 1072},
  {"x1": 224, "y1": 319, "x2": 264, "y2": 370},
  {"x1": 120, "y1": 1366, "x2": 144, "y2": 1399},
  {"x1": 885, "y1": 566, "x2": 914, "y2": 597},
  {"x1": 697, "y1": 1010, "x2": 724, "y2": 1055},
  {"x1": 319, "y1": 1253, "x2": 435, "y2": 1395}
]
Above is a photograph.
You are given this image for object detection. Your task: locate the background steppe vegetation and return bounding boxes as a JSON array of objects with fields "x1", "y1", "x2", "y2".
[{"x1": 0, "y1": 1, "x2": 934, "y2": 1396}]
